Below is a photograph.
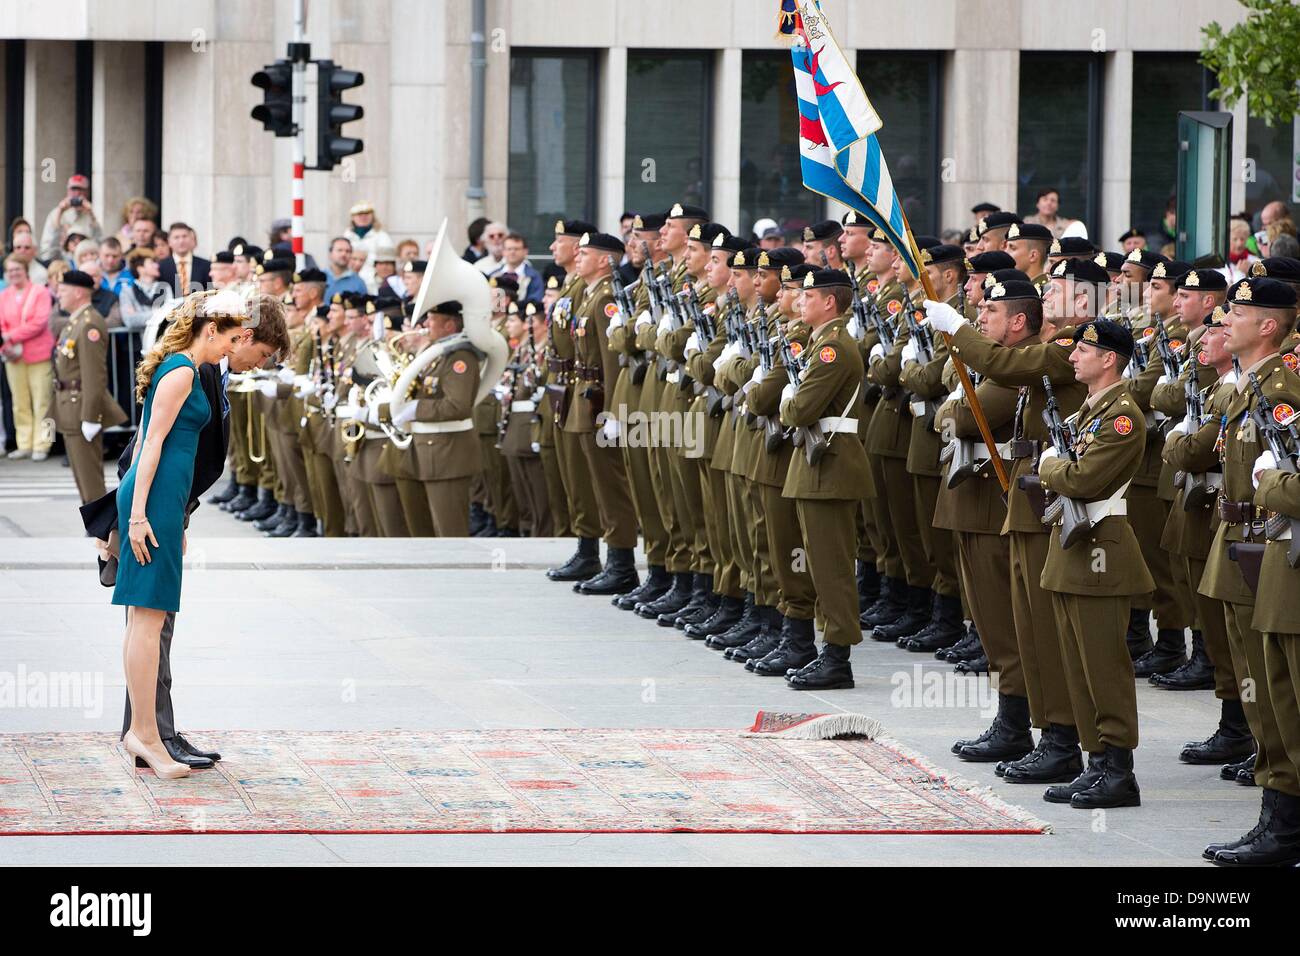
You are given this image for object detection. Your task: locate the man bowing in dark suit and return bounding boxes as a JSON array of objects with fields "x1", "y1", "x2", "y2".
[
  {"x1": 81, "y1": 294, "x2": 290, "y2": 768},
  {"x1": 157, "y1": 222, "x2": 212, "y2": 296}
]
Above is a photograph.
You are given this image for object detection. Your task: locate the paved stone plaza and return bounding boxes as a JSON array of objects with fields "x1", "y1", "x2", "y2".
[{"x1": 0, "y1": 460, "x2": 1259, "y2": 865}]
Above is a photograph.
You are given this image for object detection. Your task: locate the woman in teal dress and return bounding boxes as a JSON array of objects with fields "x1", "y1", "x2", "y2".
[{"x1": 114, "y1": 290, "x2": 250, "y2": 780}]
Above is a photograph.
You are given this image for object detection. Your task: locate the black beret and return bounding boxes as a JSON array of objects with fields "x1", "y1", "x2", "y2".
[
  {"x1": 841, "y1": 209, "x2": 873, "y2": 229},
  {"x1": 579, "y1": 231, "x2": 626, "y2": 255},
  {"x1": 374, "y1": 284, "x2": 403, "y2": 313},
  {"x1": 732, "y1": 247, "x2": 761, "y2": 270},
  {"x1": 1176, "y1": 268, "x2": 1228, "y2": 292},
  {"x1": 1150, "y1": 259, "x2": 1191, "y2": 283},
  {"x1": 314, "y1": 304, "x2": 330, "y2": 320},
  {"x1": 713, "y1": 233, "x2": 749, "y2": 255},
  {"x1": 402, "y1": 259, "x2": 427, "y2": 274},
  {"x1": 756, "y1": 247, "x2": 805, "y2": 271},
  {"x1": 802, "y1": 220, "x2": 843, "y2": 242},
  {"x1": 631, "y1": 212, "x2": 666, "y2": 232},
  {"x1": 801, "y1": 267, "x2": 853, "y2": 290},
  {"x1": 1252, "y1": 257, "x2": 1300, "y2": 283},
  {"x1": 1203, "y1": 305, "x2": 1228, "y2": 328},
  {"x1": 983, "y1": 279, "x2": 1041, "y2": 303},
  {"x1": 1117, "y1": 228, "x2": 1144, "y2": 244},
  {"x1": 1123, "y1": 248, "x2": 1166, "y2": 271},
  {"x1": 430, "y1": 300, "x2": 464, "y2": 318},
  {"x1": 1228, "y1": 277, "x2": 1297, "y2": 310},
  {"x1": 542, "y1": 263, "x2": 566, "y2": 286},
  {"x1": 1051, "y1": 258, "x2": 1111, "y2": 284},
  {"x1": 965, "y1": 225, "x2": 981, "y2": 243},
  {"x1": 213, "y1": 250, "x2": 235, "y2": 264},
  {"x1": 489, "y1": 273, "x2": 520, "y2": 293},
  {"x1": 922, "y1": 243, "x2": 964, "y2": 267},
  {"x1": 978, "y1": 212, "x2": 1021, "y2": 234},
  {"x1": 62, "y1": 269, "x2": 95, "y2": 289},
  {"x1": 971, "y1": 202, "x2": 1001, "y2": 214},
  {"x1": 686, "y1": 222, "x2": 729, "y2": 246},
  {"x1": 342, "y1": 293, "x2": 369, "y2": 311},
  {"x1": 783, "y1": 263, "x2": 817, "y2": 284},
  {"x1": 226, "y1": 236, "x2": 248, "y2": 252},
  {"x1": 256, "y1": 257, "x2": 294, "y2": 276},
  {"x1": 913, "y1": 235, "x2": 942, "y2": 250},
  {"x1": 666, "y1": 203, "x2": 709, "y2": 221},
  {"x1": 232, "y1": 243, "x2": 263, "y2": 261},
  {"x1": 555, "y1": 218, "x2": 596, "y2": 238},
  {"x1": 1074, "y1": 318, "x2": 1135, "y2": 361},
  {"x1": 984, "y1": 267, "x2": 1031, "y2": 288},
  {"x1": 1094, "y1": 251, "x2": 1127, "y2": 274},
  {"x1": 293, "y1": 267, "x2": 327, "y2": 284},
  {"x1": 966, "y1": 251, "x2": 1017, "y2": 274},
  {"x1": 1006, "y1": 222, "x2": 1052, "y2": 242},
  {"x1": 1048, "y1": 236, "x2": 1097, "y2": 257}
]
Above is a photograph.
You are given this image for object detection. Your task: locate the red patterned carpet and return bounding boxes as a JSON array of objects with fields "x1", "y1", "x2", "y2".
[{"x1": 0, "y1": 721, "x2": 1049, "y2": 835}]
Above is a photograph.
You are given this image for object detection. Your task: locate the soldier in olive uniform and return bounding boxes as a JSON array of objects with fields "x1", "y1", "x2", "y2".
[
  {"x1": 500, "y1": 301, "x2": 552, "y2": 536},
  {"x1": 377, "y1": 300, "x2": 480, "y2": 536},
  {"x1": 973, "y1": 211, "x2": 1020, "y2": 255},
  {"x1": 1034, "y1": 319, "x2": 1153, "y2": 808},
  {"x1": 1004, "y1": 222, "x2": 1052, "y2": 290},
  {"x1": 773, "y1": 268, "x2": 874, "y2": 690},
  {"x1": 52, "y1": 270, "x2": 128, "y2": 502},
  {"x1": 1196, "y1": 277, "x2": 1300, "y2": 865},
  {"x1": 926, "y1": 258, "x2": 1099, "y2": 784}
]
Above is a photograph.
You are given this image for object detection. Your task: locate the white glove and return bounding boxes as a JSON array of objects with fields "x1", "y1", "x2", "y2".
[
  {"x1": 277, "y1": 366, "x2": 296, "y2": 384},
  {"x1": 321, "y1": 390, "x2": 338, "y2": 411},
  {"x1": 713, "y1": 341, "x2": 740, "y2": 371},
  {"x1": 80, "y1": 421, "x2": 101, "y2": 442},
  {"x1": 1253, "y1": 450, "x2": 1278, "y2": 487},
  {"x1": 602, "y1": 416, "x2": 620, "y2": 442},
  {"x1": 780, "y1": 383, "x2": 796, "y2": 407},
  {"x1": 923, "y1": 299, "x2": 966, "y2": 335},
  {"x1": 634, "y1": 309, "x2": 653, "y2": 331},
  {"x1": 260, "y1": 380, "x2": 279, "y2": 399},
  {"x1": 1038, "y1": 446, "x2": 1059, "y2": 466},
  {"x1": 947, "y1": 383, "x2": 965, "y2": 404},
  {"x1": 750, "y1": 366, "x2": 767, "y2": 387},
  {"x1": 1156, "y1": 374, "x2": 1169, "y2": 387},
  {"x1": 365, "y1": 403, "x2": 382, "y2": 425},
  {"x1": 869, "y1": 342, "x2": 885, "y2": 363},
  {"x1": 295, "y1": 380, "x2": 318, "y2": 399},
  {"x1": 493, "y1": 384, "x2": 510, "y2": 402},
  {"x1": 684, "y1": 332, "x2": 701, "y2": 357},
  {"x1": 607, "y1": 309, "x2": 625, "y2": 330},
  {"x1": 901, "y1": 339, "x2": 919, "y2": 367},
  {"x1": 846, "y1": 315, "x2": 862, "y2": 339},
  {"x1": 390, "y1": 399, "x2": 418, "y2": 428},
  {"x1": 1168, "y1": 416, "x2": 1192, "y2": 437},
  {"x1": 657, "y1": 314, "x2": 672, "y2": 335},
  {"x1": 334, "y1": 405, "x2": 357, "y2": 421}
]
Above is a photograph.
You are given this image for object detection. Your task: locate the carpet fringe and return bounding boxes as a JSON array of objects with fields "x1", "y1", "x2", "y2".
[
  {"x1": 874, "y1": 735, "x2": 1055, "y2": 835},
  {"x1": 742, "y1": 712, "x2": 884, "y2": 740}
]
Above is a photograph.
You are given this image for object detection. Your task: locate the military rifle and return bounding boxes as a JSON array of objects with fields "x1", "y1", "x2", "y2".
[
  {"x1": 776, "y1": 323, "x2": 827, "y2": 464},
  {"x1": 609, "y1": 253, "x2": 648, "y2": 385},
  {"x1": 1247, "y1": 371, "x2": 1300, "y2": 567},
  {"x1": 1040, "y1": 375, "x2": 1092, "y2": 547}
]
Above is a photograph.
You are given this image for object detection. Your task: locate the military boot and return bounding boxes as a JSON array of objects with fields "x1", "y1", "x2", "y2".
[
  {"x1": 871, "y1": 585, "x2": 930, "y2": 642},
  {"x1": 856, "y1": 560, "x2": 881, "y2": 614},
  {"x1": 860, "y1": 575, "x2": 904, "y2": 629},
  {"x1": 1149, "y1": 630, "x2": 1213, "y2": 688},
  {"x1": 577, "y1": 547, "x2": 639, "y2": 595},
  {"x1": 750, "y1": 616, "x2": 817, "y2": 676},
  {"x1": 1180, "y1": 699, "x2": 1254, "y2": 764},
  {"x1": 468, "y1": 502, "x2": 490, "y2": 536},
  {"x1": 956, "y1": 694, "x2": 1034, "y2": 762},
  {"x1": 546, "y1": 537, "x2": 601, "y2": 582},
  {"x1": 1125, "y1": 607, "x2": 1153, "y2": 660},
  {"x1": 903, "y1": 593, "x2": 965, "y2": 653},
  {"x1": 717, "y1": 604, "x2": 772, "y2": 654},
  {"x1": 705, "y1": 593, "x2": 756, "y2": 649},
  {"x1": 1203, "y1": 789, "x2": 1279, "y2": 861},
  {"x1": 1043, "y1": 752, "x2": 1107, "y2": 804},
  {"x1": 1222, "y1": 753, "x2": 1257, "y2": 782},
  {"x1": 207, "y1": 477, "x2": 239, "y2": 506},
  {"x1": 685, "y1": 593, "x2": 744, "y2": 640},
  {"x1": 1133, "y1": 628, "x2": 1187, "y2": 677},
  {"x1": 268, "y1": 507, "x2": 302, "y2": 537},
  {"x1": 255, "y1": 503, "x2": 292, "y2": 532},
  {"x1": 637, "y1": 571, "x2": 693, "y2": 619},
  {"x1": 938, "y1": 623, "x2": 980, "y2": 662},
  {"x1": 291, "y1": 510, "x2": 319, "y2": 537},
  {"x1": 237, "y1": 488, "x2": 277, "y2": 522},
  {"x1": 734, "y1": 612, "x2": 784, "y2": 664},
  {"x1": 661, "y1": 573, "x2": 713, "y2": 628},
  {"x1": 953, "y1": 650, "x2": 989, "y2": 675},
  {"x1": 1070, "y1": 745, "x2": 1140, "y2": 809},
  {"x1": 615, "y1": 564, "x2": 670, "y2": 610},
  {"x1": 1001, "y1": 724, "x2": 1083, "y2": 784},
  {"x1": 222, "y1": 483, "x2": 256, "y2": 513},
  {"x1": 786, "y1": 642, "x2": 854, "y2": 690}
]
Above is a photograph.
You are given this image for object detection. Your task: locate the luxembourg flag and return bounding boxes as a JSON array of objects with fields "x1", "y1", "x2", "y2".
[{"x1": 788, "y1": 0, "x2": 921, "y2": 279}]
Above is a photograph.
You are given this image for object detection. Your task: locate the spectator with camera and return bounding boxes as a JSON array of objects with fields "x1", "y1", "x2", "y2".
[{"x1": 39, "y1": 173, "x2": 104, "y2": 264}]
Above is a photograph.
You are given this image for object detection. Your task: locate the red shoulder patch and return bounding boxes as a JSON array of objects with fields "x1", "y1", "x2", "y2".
[
  {"x1": 1141, "y1": 327, "x2": 1156, "y2": 339},
  {"x1": 86, "y1": 328, "x2": 101, "y2": 343},
  {"x1": 1055, "y1": 337, "x2": 1073, "y2": 347},
  {"x1": 790, "y1": 341, "x2": 804, "y2": 358},
  {"x1": 887, "y1": 300, "x2": 902, "y2": 315},
  {"x1": 452, "y1": 360, "x2": 467, "y2": 374},
  {"x1": 1170, "y1": 339, "x2": 1184, "y2": 351},
  {"x1": 1274, "y1": 403, "x2": 1296, "y2": 426},
  {"x1": 1113, "y1": 415, "x2": 1133, "y2": 435},
  {"x1": 604, "y1": 302, "x2": 619, "y2": 319},
  {"x1": 1283, "y1": 352, "x2": 1300, "y2": 373},
  {"x1": 867, "y1": 279, "x2": 880, "y2": 294},
  {"x1": 819, "y1": 346, "x2": 836, "y2": 364}
]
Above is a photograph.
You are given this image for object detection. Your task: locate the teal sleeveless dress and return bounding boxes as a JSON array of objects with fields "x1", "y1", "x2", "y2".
[{"x1": 112, "y1": 353, "x2": 210, "y2": 612}]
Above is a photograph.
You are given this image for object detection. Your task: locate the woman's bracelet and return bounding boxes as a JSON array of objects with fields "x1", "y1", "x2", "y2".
[{"x1": 128, "y1": 516, "x2": 149, "y2": 526}]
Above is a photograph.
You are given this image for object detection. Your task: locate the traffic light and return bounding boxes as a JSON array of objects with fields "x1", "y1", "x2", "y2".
[
  {"x1": 251, "y1": 59, "x2": 295, "y2": 137},
  {"x1": 315, "y1": 59, "x2": 364, "y2": 170}
]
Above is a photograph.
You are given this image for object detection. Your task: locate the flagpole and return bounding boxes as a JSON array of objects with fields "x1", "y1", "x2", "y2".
[{"x1": 900, "y1": 225, "x2": 1011, "y2": 493}]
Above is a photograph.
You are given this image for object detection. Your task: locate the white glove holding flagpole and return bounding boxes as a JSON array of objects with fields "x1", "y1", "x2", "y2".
[{"x1": 923, "y1": 299, "x2": 966, "y2": 335}]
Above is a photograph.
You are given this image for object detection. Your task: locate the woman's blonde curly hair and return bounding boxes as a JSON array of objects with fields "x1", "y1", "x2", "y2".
[{"x1": 134, "y1": 290, "x2": 244, "y2": 403}]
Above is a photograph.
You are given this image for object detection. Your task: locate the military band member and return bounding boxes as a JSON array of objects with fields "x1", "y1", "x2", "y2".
[
  {"x1": 1036, "y1": 319, "x2": 1152, "y2": 808},
  {"x1": 500, "y1": 301, "x2": 552, "y2": 536},
  {"x1": 53, "y1": 270, "x2": 128, "y2": 502}
]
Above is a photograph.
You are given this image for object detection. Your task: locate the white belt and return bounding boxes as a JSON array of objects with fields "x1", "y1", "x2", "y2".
[
  {"x1": 1084, "y1": 479, "x2": 1132, "y2": 523},
  {"x1": 408, "y1": 419, "x2": 474, "y2": 434},
  {"x1": 818, "y1": 416, "x2": 859, "y2": 435},
  {"x1": 364, "y1": 428, "x2": 385, "y2": 439},
  {"x1": 511, "y1": 400, "x2": 537, "y2": 413},
  {"x1": 909, "y1": 399, "x2": 933, "y2": 417},
  {"x1": 666, "y1": 370, "x2": 681, "y2": 384}
]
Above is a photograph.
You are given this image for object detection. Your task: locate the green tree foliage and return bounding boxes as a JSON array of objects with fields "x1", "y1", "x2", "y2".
[{"x1": 1201, "y1": 0, "x2": 1300, "y2": 127}]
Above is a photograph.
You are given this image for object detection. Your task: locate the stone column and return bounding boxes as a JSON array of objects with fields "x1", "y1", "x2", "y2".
[
  {"x1": 23, "y1": 41, "x2": 77, "y2": 239},
  {"x1": 711, "y1": 47, "x2": 740, "y2": 232},
  {"x1": 92, "y1": 40, "x2": 146, "y2": 240},
  {"x1": 939, "y1": 48, "x2": 1018, "y2": 233},
  {"x1": 1099, "y1": 49, "x2": 1132, "y2": 249},
  {"x1": 595, "y1": 46, "x2": 626, "y2": 233}
]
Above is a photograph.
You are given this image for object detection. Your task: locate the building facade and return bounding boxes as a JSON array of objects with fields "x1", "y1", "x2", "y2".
[{"x1": 1, "y1": 0, "x2": 1294, "y2": 260}]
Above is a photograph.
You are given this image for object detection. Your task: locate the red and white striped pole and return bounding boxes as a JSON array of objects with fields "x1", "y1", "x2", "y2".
[{"x1": 290, "y1": 0, "x2": 307, "y2": 271}]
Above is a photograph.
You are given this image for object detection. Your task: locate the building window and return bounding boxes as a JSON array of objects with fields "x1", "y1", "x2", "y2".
[
  {"x1": 1129, "y1": 54, "x2": 1211, "y2": 251},
  {"x1": 856, "y1": 51, "x2": 942, "y2": 236},
  {"x1": 624, "y1": 52, "x2": 711, "y2": 217},
  {"x1": 1244, "y1": 115, "x2": 1296, "y2": 225},
  {"x1": 508, "y1": 50, "x2": 597, "y2": 255},
  {"x1": 739, "y1": 51, "x2": 821, "y2": 241},
  {"x1": 1018, "y1": 53, "x2": 1102, "y2": 237}
]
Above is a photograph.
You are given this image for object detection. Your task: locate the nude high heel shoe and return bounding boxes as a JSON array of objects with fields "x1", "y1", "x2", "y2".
[{"x1": 123, "y1": 730, "x2": 190, "y2": 780}]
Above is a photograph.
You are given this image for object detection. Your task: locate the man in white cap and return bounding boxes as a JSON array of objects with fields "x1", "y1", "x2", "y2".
[{"x1": 40, "y1": 173, "x2": 103, "y2": 263}]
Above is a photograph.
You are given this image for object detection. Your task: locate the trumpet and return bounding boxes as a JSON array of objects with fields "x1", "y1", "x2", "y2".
[{"x1": 346, "y1": 331, "x2": 424, "y2": 450}]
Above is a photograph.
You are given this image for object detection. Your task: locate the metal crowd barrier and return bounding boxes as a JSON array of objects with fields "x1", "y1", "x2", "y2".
[{"x1": 105, "y1": 327, "x2": 145, "y2": 434}]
